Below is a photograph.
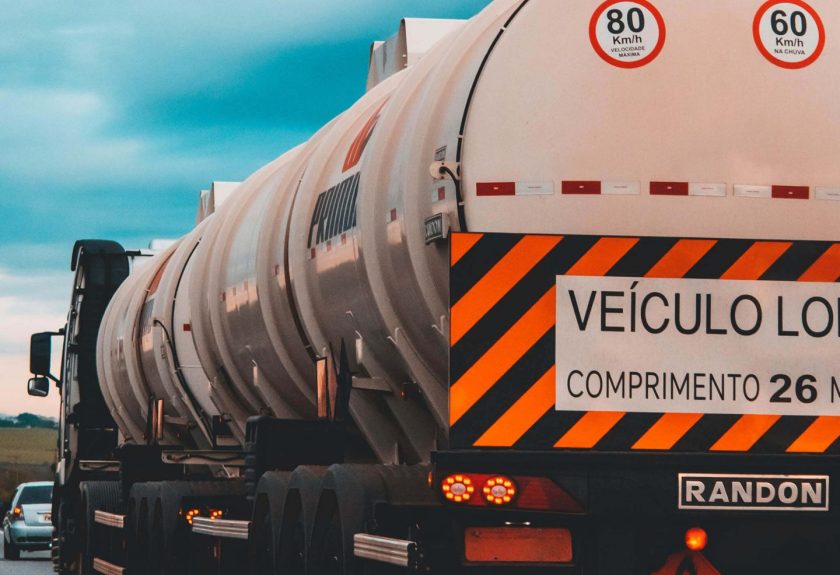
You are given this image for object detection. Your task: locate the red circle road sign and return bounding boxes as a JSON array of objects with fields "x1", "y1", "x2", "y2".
[
  {"x1": 753, "y1": 0, "x2": 825, "y2": 69},
  {"x1": 589, "y1": 0, "x2": 667, "y2": 69}
]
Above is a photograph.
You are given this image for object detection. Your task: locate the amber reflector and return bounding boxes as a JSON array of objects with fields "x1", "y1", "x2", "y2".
[
  {"x1": 184, "y1": 508, "x2": 201, "y2": 525},
  {"x1": 685, "y1": 527, "x2": 708, "y2": 551},
  {"x1": 464, "y1": 527, "x2": 573, "y2": 563}
]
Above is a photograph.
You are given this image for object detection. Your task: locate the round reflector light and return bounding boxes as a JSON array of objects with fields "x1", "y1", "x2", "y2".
[
  {"x1": 482, "y1": 476, "x2": 517, "y2": 505},
  {"x1": 442, "y1": 474, "x2": 475, "y2": 503},
  {"x1": 685, "y1": 527, "x2": 708, "y2": 551}
]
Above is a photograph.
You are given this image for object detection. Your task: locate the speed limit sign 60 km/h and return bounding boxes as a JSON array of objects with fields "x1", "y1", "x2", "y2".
[
  {"x1": 754, "y1": 0, "x2": 825, "y2": 69},
  {"x1": 589, "y1": 0, "x2": 666, "y2": 69}
]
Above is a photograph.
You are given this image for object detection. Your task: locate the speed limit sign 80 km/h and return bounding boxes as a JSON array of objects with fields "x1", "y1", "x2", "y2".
[
  {"x1": 753, "y1": 0, "x2": 825, "y2": 69},
  {"x1": 589, "y1": 0, "x2": 666, "y2": 69}
]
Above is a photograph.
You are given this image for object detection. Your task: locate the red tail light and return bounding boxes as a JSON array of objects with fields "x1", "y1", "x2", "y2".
[
  {"x1": 11, "y1": 506, "x2": 22, "y2": 521},
  {"x1": 515, "y1": 476, "x2": 583, "y2": 512},
  {"x1": 438, "y1": 473, "x2": 582, "y2": 512},
  {"x1": 441, "y1": 474, "x2": 476, "y2": 503},
  {"x1": 482, "y1": 476, "x2": 517, "y2": 506}
]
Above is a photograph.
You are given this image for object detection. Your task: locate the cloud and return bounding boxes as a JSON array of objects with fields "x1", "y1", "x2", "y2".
[
  {"x1": 0, "y1": 0, "x2": 493, "y2": 416},
  {"x1": 0, "y1": 268, "x2": 66, "y2": 417},
  {"x1": 0, "y1": 268, "x2": 69, "y2": 356}
]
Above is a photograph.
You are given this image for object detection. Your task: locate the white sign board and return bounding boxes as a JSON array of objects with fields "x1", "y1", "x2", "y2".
[{"x1": 555, "y1": 276, "x2": 840, "y2": 416}]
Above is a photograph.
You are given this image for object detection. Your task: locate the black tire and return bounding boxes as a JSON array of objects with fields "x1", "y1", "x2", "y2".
[
  {"x1": 147, "y1": 492, "x2": 164, "y2": 575},
  {"x1": 309, "y1": 465, "x2": 388, "y2": 575},
  {"x1": 4, "y1": 535, "x2": 20, "y2": 560},
  {"x1": 146, "y1": 480, "x2": 247, "y2": 575},
  {"x1": 308, "y1": 464, "x2": 434, "y2": 575},
  {"x1": 78, "y1": 481, "x2": 123, "y2": 575},
  {"x1": 127, "y1": 482, "x2": 159, "y2": 575},
  {"x1": 250, "y1": 471, "x2": 291, "y2": 575},
  {"x1": 280, "y1": 466, "x2": 329, "y2": 575},
  {"x1": 55, "y1": 494, "x2": 78, "y2": 575}
]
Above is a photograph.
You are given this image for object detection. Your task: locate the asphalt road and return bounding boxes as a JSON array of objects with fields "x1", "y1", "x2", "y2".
[{"x1": 0, "y1": 537, "x2": 51, "y2": 575}]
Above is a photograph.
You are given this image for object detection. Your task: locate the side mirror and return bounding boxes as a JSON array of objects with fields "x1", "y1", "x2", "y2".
[
  {"x1": 30, "y1": 332, "x2": 53, "y2": 376},
  {"x1": 28, "y1": 377, "x2": 50, "y2": 397}
]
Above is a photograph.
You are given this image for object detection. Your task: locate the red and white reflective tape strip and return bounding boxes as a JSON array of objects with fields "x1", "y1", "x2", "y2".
[
  {"x1": 734, "y1": 185, "x2": 809, "y2": 199},
  {"x1": 476, "y1": 181, "x2": 833, "y2": 200},
  {"x1": 649, "y1": 182, "x2": 727, "y2": 197},
  {"x1": 476, "y1": 181, "x2": 555, "y2": 197},
  {"x1": 556, "y1": 180, "x2": 641, "y2": 196}
]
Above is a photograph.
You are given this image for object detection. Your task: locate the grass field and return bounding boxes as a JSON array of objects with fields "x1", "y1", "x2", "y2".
[
  {"x1": 0, "y1": 428, "x2": 56, "y2": 502},
  {"x1": 0, "y1": 428, "x2": 56, "y2": 465}
]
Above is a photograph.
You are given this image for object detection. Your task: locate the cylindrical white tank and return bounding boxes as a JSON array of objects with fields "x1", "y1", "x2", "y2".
[{"x1": 98, "y1": 0, "x2": 840, "y2": 462}]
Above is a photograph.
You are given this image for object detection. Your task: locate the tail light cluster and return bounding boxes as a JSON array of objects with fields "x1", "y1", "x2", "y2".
[
  {"x1": 11, "y1": 506, "x2": 22, "y2": 521},
  {"x1": 181, "y1": 507, "x2": 224, "y2": 526},
  {"x1": 437, "y1": 472, "x2": 582, "y2": 512}
]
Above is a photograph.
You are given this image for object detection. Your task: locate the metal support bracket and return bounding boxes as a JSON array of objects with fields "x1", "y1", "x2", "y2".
[{"x1": 354, "y1": 533, "x2": 420, "y2": 568}]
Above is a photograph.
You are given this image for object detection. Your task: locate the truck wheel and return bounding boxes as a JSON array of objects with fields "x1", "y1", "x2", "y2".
[
  {"x1": 126, "y1": 482, "x2": 158, "y2": 575},
  {"x1": 280, "y1": 466, "x2": 328, "y2": 575},
  {"x1": 147, "y1": 495, "x2": 165, "y2": 575},
  {"x1": 79, "y1": 481, "x2": 123, "y2": 575},
  {"x1": 153, "y1": 481, "x2": 191, "y2": 575},
  {"x1": 250, "y1": 471, "x2": 291, "y2": 574},
  {"x1": 4, "y1": 535, "x2": 20, "y2": 560},
  {"x1": 309, "y1": 465, "x2": 388, "y2": 575}
]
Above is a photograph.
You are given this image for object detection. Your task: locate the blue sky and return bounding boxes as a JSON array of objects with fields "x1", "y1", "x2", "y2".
[{"x1": 0, "y1": 0, "x2": 491, "y2": 416}]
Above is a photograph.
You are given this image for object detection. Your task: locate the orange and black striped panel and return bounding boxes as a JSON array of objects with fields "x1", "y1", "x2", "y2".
[{"x1": 449, "y1": 232, "x2": 840, "y2": 453}]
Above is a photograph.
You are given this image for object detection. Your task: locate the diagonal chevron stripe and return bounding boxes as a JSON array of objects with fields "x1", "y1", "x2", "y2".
[
  {"x1": 451, "y1": 235, "x2": 561, "y2": 346},
  {"x1": 711, "y1": 415, "x2": 781, "y2": 452},
  {"x1": 633, "y1": 414, "x2": 704, "y2": 450},
  {"x1": 719, "y1": 241, "x2": 791, "y2": 280},
  {"x1": 450, "y1": 233, "x2": 840, "y2": 453},
  {"x1": 565, "y1": 237, "x2": 639, "y2": 276},
  {"x1": 450, "y1": 287, "x2": 556, "y2": 426},
  {"x1": 787, "y1": 416, "x2": 840, "y2": 453},
  {"x1": 450, "y1": 233, "x2": 484, "y2": 266},
  {"x1": 554, "y1": 412, "x2": 625, "y2": 449},
  {"x1": 473, "y1": 367, "x2": 555, "y2": 447}
]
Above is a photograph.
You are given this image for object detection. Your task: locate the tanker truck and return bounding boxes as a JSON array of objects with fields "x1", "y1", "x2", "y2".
[{"x1": 25, "y1": 0, "x2": 840, "y2": 573}]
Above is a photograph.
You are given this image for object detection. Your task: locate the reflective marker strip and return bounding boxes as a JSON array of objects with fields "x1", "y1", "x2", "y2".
[
  {"x1": 603, "y1": 181, "x2": 640, "y2": 195},
  {"x1": 562, "y1": 181, "x2": 642, "y2": 195},
  {"x1": 650, "y1": 182, "x2": 689, "y2": 196},
  {"x1": 476, "y1": 182, "x2": 516, "y2": 196},
  {"x1": 688, "y1": 183, "x2": 726, "y2": 197},
  {"x1": 561, "y1": 181, "x2": 601, "y2": 195},
  {"x1": 815, "y1": 187, "x2": 840, "y2": 201},
  {"x1": 476, "y1": 182, "x2": 556, "y2": 196},
  {"x1": 734, "y1": 185, "x2": 772, "y2": 198},
  {"x1": 772, "y1": 185, "x2": 809, "y2": 199},
  {"x1": 516, "y1": 181, "x2": 555, "y2": 196},
  {"x1": 735, "y1": 185, "x2": 810, "y2": 199},
  {"x1": 475, "y1": 181, "x2": 827, "y2": 200}
]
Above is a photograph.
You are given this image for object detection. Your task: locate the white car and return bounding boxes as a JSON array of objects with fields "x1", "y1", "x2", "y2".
[{"x1": 2, "y1": 481, "x2": 53, "y2": 560}]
